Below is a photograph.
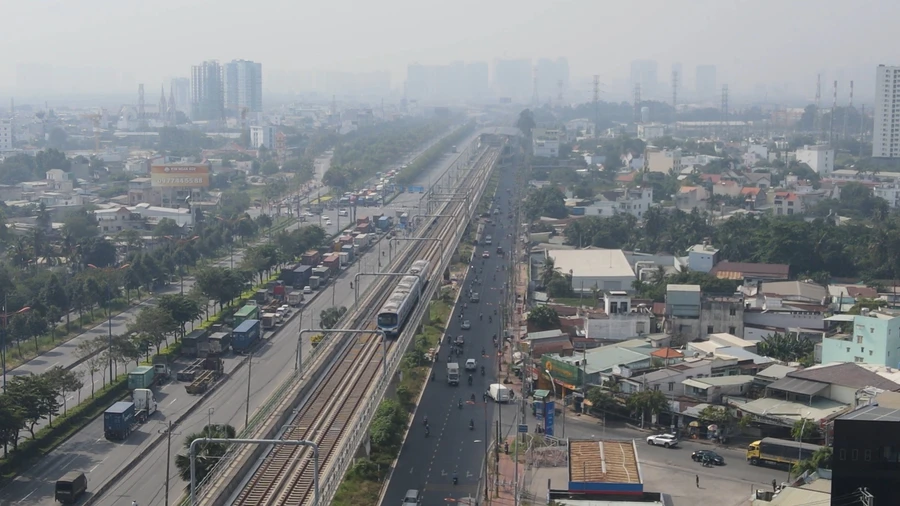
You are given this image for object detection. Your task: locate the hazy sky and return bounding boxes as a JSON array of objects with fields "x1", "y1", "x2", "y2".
[{"x1": 1, "y1": 0, "x2": 894, "y2": 99}]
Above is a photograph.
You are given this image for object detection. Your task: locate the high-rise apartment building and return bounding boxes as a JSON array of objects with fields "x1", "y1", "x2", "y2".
[
  {"x1": 630, "y1": 60, "x2": 658, "y2": 99},
  {"x1": 0, "y1": 119, "x2": 13, "y2": 151},
  {"x1": 191, "y1": 61, "x2": 224, "y2": 121},
  {"x1": 874, "y1": 64, "x2": 900, "y2": 158},
  {"x1": 493, "y1": 59, "x2": 532, "y2": 100},
  {"x1": 405, "y1": 62, "x2": 489, "y2": 102},
  {"x1": 695, "y1": 65, "x2": 717, "y2": 101},
  {"x1": 536, "y1": 58, "x2": 570, "y2": 100},
  {"x1": 170, "y1": 78, "x2": 190, "y2": 115},
  {"x1": 464, "y1": 62, "x2": 489, "y2": 99},
  {"x1": 224, "y1": 60, "x2": 263, "y2": 114}
]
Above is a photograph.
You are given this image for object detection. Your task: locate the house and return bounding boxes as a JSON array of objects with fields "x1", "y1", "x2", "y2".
[
  {"x1": 748, "y1": 281, "x2": 828, "y2": 305},
  {"x1": 587, "y1": 187, "x2": 654, "y2": 219},
  {"x1": 740, "y1": 187, "x2": 767, "y2": 209},
  {"x1": 795, "y1": 144, "x2": 834, "y2": 175},
  {"x1": 772, "y1": 191, "x2": 802, "y2": 216},
  {"x1": 709, "y1": 261, "x2": 789, "y2": 284},
  {"x1": 753, "y1": 364, "x2": 799, "y2": 388},
  {"x1": 712, "y1": 180, "x2": 741, "y2": 198},
  {"x1": 665, "y1": 284, "x2": 701, "y2": 342},
  {"x1": 743, "y1": 172, "x2": 772, "y2": 189},
  {"x1": 829, "y1": 285, "x2": 878, "y2": 312},
  {"x1": 821, "y1": 309, "x2": 900, "y2": 367},
  {"x1": 675, "y1": 185, "x2": 708, "y2": 211},
  {"x1": 532, "y1": 128, "x2": 561, "y2": 158},
  {"x1": 94, "y1": 206, "x2": 145, "y2": 233},
  {"x1": 687, "y1": 244, "x2": 720, "y2": 273},
  {"x1": 545, "y1": 249, "x2": 636, "y2": 293},
  {"x1": 700, "y1": 294, "x2": 744, "y2": 337},
  {"x1": 540, "y1": 340, "x2": 656, "y2": 394},
  {"x1": 622, "y1": 357, "x2": 713, "y2": 396},
  {"x1": 581, "y1": 293, "x2": 653, "y2": 341},
  {"x1": 682, "y1": 375, "x2": 754, "y2": 403},
  {"x1": 644, "y1": 146, "x2": 682, "y2": 174}
]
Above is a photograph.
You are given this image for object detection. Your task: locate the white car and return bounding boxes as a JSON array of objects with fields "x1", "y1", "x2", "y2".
[
  {"x1": 303, "y1": 286, "x2": 313, "y2": 294},
  {"x1": 338, "y1": 209, "x2": 348, "y2": 216},
  {"x1": 465, "y1": 358, "x2": 477, "y2": 370},
  {"x1": 646, "y1": 434, "x2": 679, "y2": 448},
  {"x1": 279, "y1": 304, "x2": 291, "y2": 315}
]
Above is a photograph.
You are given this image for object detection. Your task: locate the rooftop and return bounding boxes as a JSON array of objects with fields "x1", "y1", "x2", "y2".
[
  {"x1": 756, "y1": 280, "x2": 827, "y2": 302},
  {"x1": 726, "y1": 396, "x2": 849, "y2": 424},
  {"x1": 667, "y1": 284, "x2": 700, "y2": 292},
  {"x1": 789, "y1": 362, "x2": 900, "y2": 391},
  {"x1": 709, "y1": 261, "x2": 789, "y2": 281},
  {"x1": 684, "y1": 375, "x2": 754, "y2": 388},
  {"x1": 839, "y1": 405, "x2": 900, "y2": 422},
  {"x1": 569, "y1": 440, "x2": 641, "y2": 485},
  {"x1": 546, "y1": 249, "x2": 635, "y2": 279},
  {"x1": 756, "y1": 364, "x2": 799, "y2": 381}
]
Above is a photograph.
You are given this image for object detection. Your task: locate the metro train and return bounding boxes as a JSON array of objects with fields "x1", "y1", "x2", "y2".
[{"x1": 376, "y1": 260, "x2": 431, "y2": 337}]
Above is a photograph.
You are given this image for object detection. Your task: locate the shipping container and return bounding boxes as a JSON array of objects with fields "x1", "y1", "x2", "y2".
[
  {"x1": 378, "y1": 215, "x2": 390, "y2": 230},
  {"x1": 338, "y1": 252, "x2": 349, "y2": 267},
  {"x1": 301, "y1": 250, "x2": 321, "y2": 266},
  {"x1": 181, "y1": 328, "x2": 210, "y2": 358},
  {"x1": 279, "y1": 263, "x2": 302, "y2": 285},
  {"x1": 312, "y1": 266, "x2": 331, "y2": 281},
  {"x1": 232, "y1": 319, "x2": 261, "y2": 353},
  {"x1": 341, "y1": 244, "x2": 355, "y2": 261},
  {"x1": 208, "y1": 332, "x2": 232, "y2": 355},
  {"x1": 309, "y1": 275, "x2": 321, "y2": 289},
  {"x1": 292, "y1": 265, "x2": 312, "y2": 289},
  {"x1": 127, "y1": 366, "x2": 156, "y2": 390},
  {"x1": 323, "y1": 254, "x2": 340, "y2": 273},
  {"x1": 234, "y1": 305, "x2": 260, "y2": 327},
  {"x1": 354, "y1": 234, "x2": 368, "y2": 248},
  {"x1": 104, "y1": 401, "x2": 136, "y2": 440}
]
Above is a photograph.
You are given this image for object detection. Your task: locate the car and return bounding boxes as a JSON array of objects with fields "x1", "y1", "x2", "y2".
[
  {"x1": 338, "y1": 209, "x2": 348, "y2": 216},
  {"x1": 482, "y1": 251, "x2": 490, "y2": 259},
  {"x1": 304, "y1": 211, "x2": 314, "y2": 217},
  {"x1": 279, "y1": 304, "x2": 291, "y2": 315},
  {"x1": 303, "y1": 286, "x2": 313, "y2": 294},
  {"x1": 485, "y1": 235, "x2": 493, "y2": 245},
  {"x1": 402, "y1": 489, "x2": 421, "y2": 505},
  {"x1": 646, "y1": 434, "x2": 679, "y2": 448},
  {"x1": 470, "y1": 293, "x2": 480, "y2": 303},
  {"x1": 691, "y1": 450, "x2": 725, "y2": 465},
  {"x1": 496, "y1": 246, "x2": 504, "y2": 255},
  {"x1": 461, "y1": 320, "x2": 471, "y2": 330},
  {"x1": 465, "y1": 358, "x2": 477, "y2": 370}
]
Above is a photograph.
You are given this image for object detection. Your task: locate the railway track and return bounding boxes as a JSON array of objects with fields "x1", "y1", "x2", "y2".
[{"x1": 224, "y1": 147, "x2": 497, "y2": 506}]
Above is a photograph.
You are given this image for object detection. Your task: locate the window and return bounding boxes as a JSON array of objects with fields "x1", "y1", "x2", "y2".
[
  {"x1": 857, "y1": 335, "x2": 864, "y2": 343},
  {"x1": 706, "y1": 325, "x2": 713, "y2": 334},
  {"x1": 668, "y1": 382, "x2": 674, "y2": 391},
  {"x1": 729, "y1": 307, "x2": 736, "y2": 316},
  {"x1": 729, "y1": 326, "x2": 736, "y2": 334},
  {"x1": 653, "y1": 384, "x2": 660, "y2": 391},
  {"x1": 840, "y1": 449, "x2": 846, "y2": 461},
  {"x1": 855, "y1": 356, "x2": 864, "y2": 363}
]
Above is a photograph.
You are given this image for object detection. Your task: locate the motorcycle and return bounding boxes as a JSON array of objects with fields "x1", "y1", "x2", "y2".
[
  {"x1": 469, "y1": 419, "x2": 474, "y2": 431},
  {"x1": 425, "y1": 426, "x2": 430, "y2": 437},
  {"x1": 468, "y1": 375, "x2": 473, "y2": 386},
  {"x1": 481, "y1": 365, "x2": 485, "y2": 376},
  {"x1": 458, "y1": 400, "x2": 463, "y2": 409},
  {"x1": 452, "y1": 473, "x2": 458, "y2": 485}
]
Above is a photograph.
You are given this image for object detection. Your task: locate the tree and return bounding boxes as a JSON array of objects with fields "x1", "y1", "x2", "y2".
[
  {"x1": 128, "y1": 306, "x2": 178, "y2": 354},
  {"x1": 153, "y1": 218, "x2": 182, "y2": 238},
  {"x1": 757, "y1": 332, "x2": 815, "y2": 363},
  {"x1": 586, "y1": 387, "x2": 618, "y2": 415},
  {"x1": 8, "y1": 374, "x2": 58, "y2": 436},
  {"x1": 792, "y1": 446, "x2": 832, "y2": 478},
  {"x1": 516, "y1": 109, "x2": 536, "y2": 138},
  {"x1": 41, "y1": 273, "x2": 70, "y2": 332},
  {"x1": 61, "y1": 208, "x2": 99, "y2": 241},
  {"x1": 524, "y1": 186, "x2": 567, "y2": 220},
  {"x1": 0, "y1": 393, "x2": 24, "y2": 455},
  {"x1": 45, "y1": 366, "x2": 83, "y2": 416},
  {"x1": 540, "y1": 257, "x2": 559, "y2": 288},
  {"x1": 174, "y1": 424, "x2": 237, "y2": 482},
  {"x1": 47, "y1": 129, "x2": 68, "y2": 150},
  {"x1": 158, "y1": 294, "x2": 202, "y2": 338},
  {"x1": 260, "y1": 160, "x2": 280, "y2": 176},
  {"x1": 76, "y1": 337, "x2": 105, "y2": 396},
  {"x1": 791, "y1": 417, "x2": 819, "y2": 442},
  {"x1": 526, "y1": 306, "x2": 560, "y2": 331},
  {"x1": 626, "y1": 390, "x2": 669, "y2": 427},
  {"x1": 320, "y1": 307, "x2": 348, "y2": 329}
]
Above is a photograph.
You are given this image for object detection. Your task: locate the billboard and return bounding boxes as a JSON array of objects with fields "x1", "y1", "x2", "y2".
[{"x1": 150, "y1": 164, "x2": 210, "y2": 188}]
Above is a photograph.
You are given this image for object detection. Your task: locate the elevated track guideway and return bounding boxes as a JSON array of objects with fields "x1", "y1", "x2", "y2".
[{"x1": 194, "y1": 145, "x2": 500, "y2": 506}]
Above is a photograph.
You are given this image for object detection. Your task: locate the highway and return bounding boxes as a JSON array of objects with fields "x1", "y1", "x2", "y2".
[
  {"x1": 0, "y1": 130, "x2": 477, "y2": 505},
  {"x1": 381, "y1": 161, "x2": 517, "y2": 506},
  {"x1": 0, "y1": 132, "x2": 482, "y2": 506}
]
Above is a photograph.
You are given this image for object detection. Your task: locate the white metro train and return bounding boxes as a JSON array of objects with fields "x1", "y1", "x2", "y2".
[{"x1": 376, "y1": 260, "x2": 431, "y2": 337}]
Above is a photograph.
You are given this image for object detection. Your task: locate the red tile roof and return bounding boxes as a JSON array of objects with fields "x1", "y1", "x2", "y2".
[
  {"x1": 740, "y1": 187, "x2": 761, "y2": 196},
  {"x1": 699, "y1": 174, "x2": 721, "y2": 184},
  {"x1": 651, "y1": 347, "x2": 684, "y2": 359}
]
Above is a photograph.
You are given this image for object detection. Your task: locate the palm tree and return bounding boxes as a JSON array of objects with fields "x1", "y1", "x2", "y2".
[
  {"x1": 7, "y1": 237, "x2": 32, "y2": 270},
  {"x1": 540, "y1": 257, "x2": 559, "y2": 288},
  {"x1": 174, "y1": 423, "x2": 236, "y2": 483},
  {"x1": 650, "y1": 265, "x2": 667, "y2": 286}
]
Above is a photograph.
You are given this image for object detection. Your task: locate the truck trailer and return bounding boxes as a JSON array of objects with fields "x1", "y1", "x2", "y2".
[
  {"x1": 232, "y1": 319, "x2": 261, "y2": 353},
  {"x1": 104, "y1": 401, "x2": 136, "y2": 440},
  {"x1": 127, "y1": 364, "x2": 169, "y2": 390},
  {"x1": 447, "y1": 363, "x2": 460, "y2": 386}
]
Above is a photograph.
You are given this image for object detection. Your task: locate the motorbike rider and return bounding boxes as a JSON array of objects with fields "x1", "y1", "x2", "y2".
[
  {"x1": 481, "y1": 365, "x2": 485, "y2": 375},
  {"x1": 469, "y1": 419, "x2": 475, "y2": 430}
]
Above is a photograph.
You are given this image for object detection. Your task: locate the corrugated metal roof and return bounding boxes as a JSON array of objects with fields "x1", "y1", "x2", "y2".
[{"x1": 767, "y1": 376, "x2": 828, "y2": 396}]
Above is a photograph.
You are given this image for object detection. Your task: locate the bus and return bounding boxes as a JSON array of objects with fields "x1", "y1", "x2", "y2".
[
  {"x1": 234, "y1": 304, "x2": 260, "y2": 327},
  {"x1": 747, "y1": 437, "x2": 823, "y2": 467}
]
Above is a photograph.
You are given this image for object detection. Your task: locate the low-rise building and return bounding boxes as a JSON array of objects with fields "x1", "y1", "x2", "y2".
[
  {"x1": 644, "y1": 146, "x2": 682, "y2": 174},
  {"x1": 545, "y1": 249, "x2": 636, "y2": 293},
  {"x1": 587, "y1": 186, "x2": 654, "y2": 219},
  {"x1": 874, "y1": 183, "x2": 900, "y2": 208},
  {"x1": 795, "y1": 144, "x2": 834, "y2": 175},
  {"x1": 682, "y1": 375, "x2": 754, "y2": 403},
  {"x1": 532, "y1": 128, "x2": 561, "y2": 158},
  {"x1": 821, "y1": 309, "x2": 900, "y2": 366},
  {"x1": 709, "y1": 261, "x2": 790, "y2": 284},
  {"x1": 687, "y1": 244, "x2": 719, "y2": 273},
  {"x1": 700, "y1": 295, "x2": 744, "y2": 337}
]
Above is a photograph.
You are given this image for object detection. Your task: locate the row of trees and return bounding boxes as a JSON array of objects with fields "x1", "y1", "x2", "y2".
[
  {"x1": 324, "y1": 118, "x2": 453, "y2": 191},
  {"x1": 0, "y1": 366, "x2": 84, "y2": 455}
]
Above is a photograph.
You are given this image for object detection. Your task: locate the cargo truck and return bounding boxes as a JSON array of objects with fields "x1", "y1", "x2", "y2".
[
  {"x1": 208, "y1": 331, "x2": 232, "y2": 355},
  {"x1": 447, "y1": 363, "x2": 460, "y2": 386},
  {"x1": 233, "y1": 304, "x2": 260, "y2": 327},
  {"x1": 747, "y1": 438, "x2": 823, "y2": 467},
  {"x1": 309, "y1": 276, "x2": 321, "y2": 290},
  {"x1": 133, "y1": 388, "x2": 157, "y2": 420},
  {"x1": 127, "y1": 364, "x2": 170, "y2": 390},
  {"x1": 487, "y1": 383, "x2": 510, "y2": 403},
  {"x1": 232, "y1": 319, "x2": 261, "y2": 353},
  {"x1": 292, "y1": 265, "x2": 312, "y2": 289},
  {"x1": 185, "y1": 358, "x2": 224, "y2": 394},
  {"x1": 287, "y1": 291, "x2": 303, "y2": 307},
  {"x1": 182, "y1": 329, "x2": 210, "y2": 358},
  {"x1": 104, "y1": 401, "x2": 136, "y2": 440},
  {"x1": 262, "y1": 312, "x2": 277, "y2": 330}
]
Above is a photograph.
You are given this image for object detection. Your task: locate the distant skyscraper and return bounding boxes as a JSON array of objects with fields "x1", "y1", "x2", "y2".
[
  {"x1": 874, "y1": 65, "x2": 900, "y2": 158},
  {"x1": 170, "y1": 78, "x2": 190, "y2": 114},
  {"x1": 630, "y1": 60, "x2": 658, "y2": 99},
  {"x1": 464, "y1": 62, "x2": 490, "y2": 99},
  {"x1": 536, "y1": 58, "x2": 570, "y2": 100},
  {"x1": 493, "y1": 59, "x2": 532, "y2": 100},
  {"x1": 695, "y1": 65, "x2": 717, "y2": 101},
  {"x1": 190, "y1": 61, "x2": 224, "y2": 121},
  {"x1": 224, "y1": 60, "x2": 263, "y2": 114}
]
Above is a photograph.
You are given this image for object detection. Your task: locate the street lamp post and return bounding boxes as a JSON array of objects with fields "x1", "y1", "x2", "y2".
[
  {"x1": 0, "y1": 299, "x2": 31, "y2": 393},
  {"x1": 88, "y1": 263, "x2": 130, "y2": 382}
]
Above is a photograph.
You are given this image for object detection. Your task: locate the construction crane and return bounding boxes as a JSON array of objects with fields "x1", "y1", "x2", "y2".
[{"x1": 80, "y1": 110, "x2": 104, "y2": 153}]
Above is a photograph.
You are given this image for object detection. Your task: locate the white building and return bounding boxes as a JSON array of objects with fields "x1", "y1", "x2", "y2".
[
  {"x1": 637, "y1": 123, "x2": 666, "y2": 141},
  {"x1": 874, "y1": 183, "x2": 900, "y2": 208},
  {"x1": 875, "y1": 65, "x2": 900, "y2": 158},
  {"x1": 224, "y1": 59, "x2": 263, "y2": 113},
  {"x1": 644, "y1": 147, "x2": 682, "y2": 174},
  {"x1": 545, "y1": 249, "x2": 636, "y2": 293},
  {"x1": 0, "y1": 119, "x2": 13, "y2": 151},
  {"x1": 532, "y1": 128, "x2": 561, "y2": 158},
  {"x1": 250, "y1": 125, "x2": 275, "y2": 150},
  {"x1": 588, "y1": 186, "x2": 654, "y2": 219},
  {"x1": 687, "y1": 244, "x2": 719, "y2": 273},
  {"x1": 795, "y1": 144, "x2": 834, "y2": 175}
]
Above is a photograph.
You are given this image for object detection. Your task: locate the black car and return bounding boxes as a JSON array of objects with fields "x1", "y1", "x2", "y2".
[{"x1": 691, "y1": 450, "x2": 725, "y2": 465}]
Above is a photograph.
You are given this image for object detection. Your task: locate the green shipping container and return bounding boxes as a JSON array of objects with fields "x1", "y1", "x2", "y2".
[{"x1": 128, "y1": 366, "x2": 155, "y2": 390}]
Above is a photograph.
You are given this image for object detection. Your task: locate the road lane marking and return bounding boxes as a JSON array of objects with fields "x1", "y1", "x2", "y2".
[
  {"x1": 168, "y1": 398, "x2": 178, "y2": 406},
  {"x1": 21, "y1": 490, "x2": 35, "y2": 501},
  {"x1": 89, "y1": 464, "x2": 100, "y2": 472}
]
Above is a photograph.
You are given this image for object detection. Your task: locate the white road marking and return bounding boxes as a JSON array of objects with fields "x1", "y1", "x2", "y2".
[
  {"x1": 168, "y1": 398, "x2": 178, "y2": 406},
  {"x1": 21, "y1": 490, "x2": 35, "y2": 501}
]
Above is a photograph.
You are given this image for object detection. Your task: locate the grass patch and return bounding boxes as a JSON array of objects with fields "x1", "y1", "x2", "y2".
[{"x1": 551, "y1": 296, "x2": 598, "y2": 308}]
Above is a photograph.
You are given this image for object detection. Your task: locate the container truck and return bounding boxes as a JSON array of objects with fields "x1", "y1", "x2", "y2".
[
  {"x1": 287, "y1": 291, "x2": 304, "y2": 307},
  {"x1": 323, "y1": 254, "x2": 341, "y2": 273},
  {"x1": 312, "y1": 266, "x2": 331, "y2": 282},
  {"x1": 233, "y1": 304, "x2": 260, "y2": 327},
  {"x1": 292, "y1": 265, "x2": 312, "y2": 289},
  {"x1": 338, "y1": 251, "x2": 349, "y2": 268},
  {"x1": 340, "y1": 244, "x2": 355, "y2": 262},
  {"x1": 262, "y1": 312, "x2": 277, "y2": 330},
  {"x1": 232, "y1": 319, "x2": 261, "y2": 352},
  {"x1": 104, "y1": 401, "x2": 136, "y2": 440},
  {"x1": 301, "y1": 250, "x2": 321, "y2": 266},
  {"x1": 447, "y1": 363, "x2": 460, "y2": 386},
  {"x1": 309, "y1": 276, "x2": 321, "y2": 290},
  {"x1": 127, "y1": 364, "x2": 170, "y2": 390},
  {"x1": 133, "y1": 388, "x2": 157, "y2": 420},
  {"x1": 181, "y1": 329, "x2": 210, "y2": 358},
  {"x1": 208, "y1": 331, "x2": 231, "y2": 355},
  {"x1": 353, "y1": 234, "x2": 369, "y2": 249},
  {"x1": 185, "y1": 358, "x2": 224, "y2": 394}
]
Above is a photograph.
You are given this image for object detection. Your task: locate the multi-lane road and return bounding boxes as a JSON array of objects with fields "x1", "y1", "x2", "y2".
[
  {"x1": 0, "y1": 130, "x2": 483, "y2": 505},
  {"x1": 381, "y1": 160, "x2": 517, "y2": 505}
]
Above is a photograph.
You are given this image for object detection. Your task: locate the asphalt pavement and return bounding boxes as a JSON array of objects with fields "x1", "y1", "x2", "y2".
[{"x1": 381, "y1": 163, "x2": 517, "y2": 506}]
